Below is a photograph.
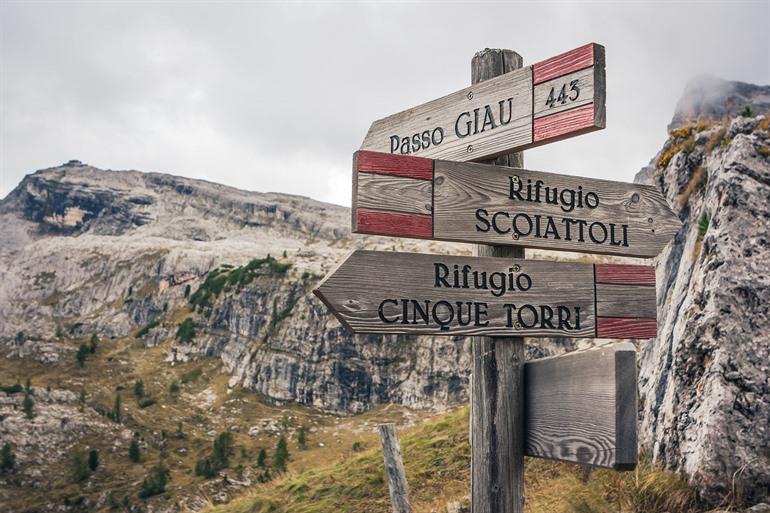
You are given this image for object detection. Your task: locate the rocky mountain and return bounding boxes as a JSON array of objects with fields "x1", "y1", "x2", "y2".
[{"x1": 1, "y1": 77, "x2": 769, "y2": 510}]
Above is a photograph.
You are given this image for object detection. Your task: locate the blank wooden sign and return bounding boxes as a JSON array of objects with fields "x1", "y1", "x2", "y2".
[
  {"x1": 360, "y1": 43, "x2": 605, "y2": 162},
  {"x1": 352, "y1": 151, "x2": 681, "y2": 258},
  {"x1": 524, "y1": 342, "x2": 638, "y2": 470},
  {"x1": 313, "y1": 250, "x2": 658, "y2": 339}
]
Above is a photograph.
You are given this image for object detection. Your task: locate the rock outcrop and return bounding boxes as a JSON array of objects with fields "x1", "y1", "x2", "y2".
[{"x1": 637, "y1": 109, "x2": 770, "y2": 506}]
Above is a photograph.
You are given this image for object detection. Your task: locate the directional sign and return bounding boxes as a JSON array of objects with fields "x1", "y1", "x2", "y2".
[
  {"x1": 313, "y1": 250, "x2": 658, "y2": 339},
  {"x1": 352, "y1": 151, "x2": 681, "y2": 258},
  {"x1": 360, "y1": 43, "x2": 605, "y2": 162},
  {"x1": 524, "y1": 342, "x2": 637, "y2": 470}
]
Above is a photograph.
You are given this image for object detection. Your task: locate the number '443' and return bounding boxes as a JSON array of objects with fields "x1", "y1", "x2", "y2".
[{"x1": 545, "y1": 79, "x2": 580, "y2": 108}]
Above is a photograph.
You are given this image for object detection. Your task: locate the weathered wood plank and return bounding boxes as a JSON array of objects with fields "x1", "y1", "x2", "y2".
[
  {"x1": 353, "y1": 152, "x2": 682, "y2": 258},
  {"x1": 533, "y1": 66, "x2": 595, "y2": 119},
  {"x1": 314, "y1": 250, "x2": 658, "y2": 339},
  {"x1": 356, "y1": 173, "x2": 432, "y2": 215},
  {"x1": 379, "y1": 424, "x2": 412, "y2": 513},
  {"x1": 359, "y1": 43, "x2": 605, "y2": 162},
  {"x1": 524, "y1": 342, "x2": 638, "y2": 470},
  {"x1": 596, "y1": 283, "x2": 657, "y2": 319}
]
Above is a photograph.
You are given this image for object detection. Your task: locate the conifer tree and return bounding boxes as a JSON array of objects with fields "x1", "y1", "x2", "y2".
[
  {"x1": 257, "y1": 447, "x2": 267, "y2": 468},
  {"x1": 129, "y1": 439, "x2": 140, "y2": 463},
  {"x1": 0, "y1": 442, "x2": 14, "y2": 471},
  {"x1": 273, "y1": 434, "x2": 289, "y2": 472},
  {"x1": 88, "y1": 449, "x2": 99, "y2": 471}
]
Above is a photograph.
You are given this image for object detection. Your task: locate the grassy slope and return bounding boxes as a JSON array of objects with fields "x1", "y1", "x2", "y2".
[{"x1": 207, "y1": 408, "x2": 699, "y2": 513}]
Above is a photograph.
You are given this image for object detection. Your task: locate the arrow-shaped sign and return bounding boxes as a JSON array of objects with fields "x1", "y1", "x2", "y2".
[
  {"x1": 314, "y1": 250, "x2": 658, "y2": 339},
  {"x1": 352, "y1": 151, "x2": 681, "y2": 258},
  {"x1": 361, "y1": 43, "x2": 605, "y2": 162}
]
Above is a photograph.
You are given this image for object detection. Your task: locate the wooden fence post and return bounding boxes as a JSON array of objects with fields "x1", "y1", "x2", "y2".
[
  {"x1": 379, "y1": 423, "x2": 412, "y2": 513},
  {"x1": 470, "y1": 48, "x2": 526, "y2": 513}
]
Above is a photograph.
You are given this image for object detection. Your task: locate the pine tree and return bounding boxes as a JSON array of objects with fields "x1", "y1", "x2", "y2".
[
  {"x1": 24, "y1": 378, "x2": 31, "y2": 394},
  {"x1": 211, "y1": 431, "x2": 233, "y2": 469},
  {"x1": 134, "y1": 380, "x2": 144, "y2": 399},
  {"x1": 112, "y1": 394, "x2": 122, "y2": 423},
  {"x1": 138, "y1": 463, "x2": 169, "y2": 498},
  {"x1": 273, "y1": 434, "x2": 289, "y2": 472},
  {"x1": 76, "y1": 344, "x2": 89, "y2": 367},
  {"x1": 1, "y1": 442, "x2": 15, "y2": 471},
  {"x1": 129, "y1": 439, "x2": 140, "y2": 463},
  {"x1": 297, "y1": 426, "x2": 307, "y2": 450},
  {"x1": 88, "y1": 449, "x2": 99, "y2": 471},
  {"x1": 89, "y1": 334, "x2": 98, "y2": 353},
  {"x1": 79, "y1": 388, "x2": 86, "y2": 412},
  {"x1": 22, "y1": 392, "x2": 34, "y2": 420},
  {"x1": 257, "y1": 447, "x2": 267, "y2": 468}
]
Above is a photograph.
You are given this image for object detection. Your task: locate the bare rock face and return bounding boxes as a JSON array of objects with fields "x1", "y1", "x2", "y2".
[{"x1": 637, "y1": 112, "x2": 770, "y2": 506}]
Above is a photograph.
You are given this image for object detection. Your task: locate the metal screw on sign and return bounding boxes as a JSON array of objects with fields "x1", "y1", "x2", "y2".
[
  {"x1": 514, "y1": 322, "x2": 522, "y2": 330},
  {"x1": 512, "y1": 232, "x2": 519, "y2": 240},
  {"x1": 512, "y1": 175, "x2": 520, "y2": 183},
  {"x1": 467, "y1": 91, "x2": 474, "y2": 100},
  {"x1": 631, "y1": 193, "x2": 640, "y2": 203},
  {"x1": 648, "y1": 217, "x2": 653, "y2": 224},
  {"x1": 467, "y1": 145, "x2": 474, "y2": 153},
  {"x1": 513, "y1": 264, "x2": 521, "y2": 273}
]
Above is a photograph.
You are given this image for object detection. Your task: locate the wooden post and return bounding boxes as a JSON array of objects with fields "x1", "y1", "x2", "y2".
[
  {"x1": 379, "y1": 423, "x2": 412, "y2": 513},
  {"x1": 470, "y1": 49, "x2": 526, "y2": 513}
]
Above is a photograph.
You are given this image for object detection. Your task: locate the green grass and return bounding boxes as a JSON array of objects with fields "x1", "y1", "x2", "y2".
[{"x1": 205, "y1": 409, "x2": 699, "y2": 513}]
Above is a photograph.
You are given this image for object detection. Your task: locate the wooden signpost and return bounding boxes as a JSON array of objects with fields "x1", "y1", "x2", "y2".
[
  {"x1": 314, "y1": 250, "x2": 657, "y2": 339},
  {"x1": 314, "y1": 42, "x2": 682, "y2": 513},
  {"x1": 352, "y1": 151, "x2": 681, "y2": 258},
  {"x1": 360, "y1": 43, "x2": 605, "y2": 163}
]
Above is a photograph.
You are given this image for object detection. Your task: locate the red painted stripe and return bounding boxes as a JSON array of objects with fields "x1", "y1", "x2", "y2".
[
  {"x1": 597, "y1": 318, "x2": 657, "y2": 339},
  {"x1": 534, "y1": 104, "x2": 595, "y2": 142},
  {"x1": 356, "y1": 150, "x2": 433, "y2": 181},
  {"x1": 595, "y1": 264, "x2": 656, "y2": 286},
  {"x1": 533, "y1": 43, "x2": 595, "y2": 84},
  {"x1": 355, "y1": 208, "x2": 432, "y2": 239}
]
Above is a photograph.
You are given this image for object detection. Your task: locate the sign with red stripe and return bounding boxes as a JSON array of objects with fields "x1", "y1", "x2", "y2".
[
  {"x1": 352, "y1": 151, "x2": 681, "y2": 258},
  {"x1": 313, "y1": 251, "x2": 657, "y2": 339},
  {"x1": 360, "y1": 43, "x2": 605, "y2": 162}
]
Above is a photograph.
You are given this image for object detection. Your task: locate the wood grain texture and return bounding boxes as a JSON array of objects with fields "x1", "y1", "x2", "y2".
[
  {"x1": 315, "y1": 250, "x2": 596, "y2": 337},
  {"x1": 354, "y1": 209, "x2": 432, "y2": 239},
  {"x1": 471, "y1": 47, "x2": 525, "y2": 513},
  {"x1": 524, "y1": 342, "x2": 638, "y2": 470},
  {"x1": 359, "y1": 43, "x2": 605, "y2": 163},
  {"x1": 379, "y1": 424, "x2": 412, "y2": 513},
  {"x1": 356, "y1": 173, "x2": 433, "y2": 215},
  {"x1": 595, "y1": 264, "x2": 656, "y2": 285},
  {"x1": 534, "y1": 104, "x2": 596, "y2": 143},
  {"x1": 595, "y1": 284, "x2": 657, "y2": 318},
  {"x1": 597, "y1": 317, "x2": 657, "y2": 339},
  {"x1": 357, "y1": 150, "x2": 433, "y2": 180},
  {"x1": 533, "y1": 66, "x2": 595, "y2": 119},
  {"x1": 532, "y1": 43, "x2": 595, "y2": 84},
  {"x1": 431, "y1": 158, "x2": 681, "y2": 258}
]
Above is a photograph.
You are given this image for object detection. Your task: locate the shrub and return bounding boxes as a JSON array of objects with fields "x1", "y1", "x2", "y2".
[
  {"x1": 71, "y1": 450, "x2": 90, "y2": 482},
  {"x1": 0, "y1": 384, "x2": 22, "y2": 394},
  {"x1": 129, "y1": 440, "x2": 140, "y2": 463},
  {"x1": 1, "y1": 442, "x2": 14, "y2": 471},
  {"x1": 137, "y1": 319, "x2": 160, "y2": 338},
  {"x1": 76, "y1": 344, "x2": 89, "y2": 367},
  {"x1": 257, "y1": 447, "x2": 267, "y2": 468},
  {"x1": 112, "y1": 394, "x2": 122, "y2": 423},
  {"x1": 741, "y1": 105, "x2": 753, "y2": 117},
  {"x1": 134, "y1": 380, "x2": 144, "y2": 399},
  {"x1": 184, "y1": 284, "x2": 191, "y2": 298},
  {"x1": 274, "y1": 434, "x2": 289, "y2": 473},
  {"x1": 195, "y1": 458, "x2": 216, "y2": 478},
  {"x1": 352, "y1": 441, "x2": 363, "y2": 452},
  {"x1": 89, "y1": 334, "x2": 98, "y2": 353},
  {"x1": 138, "y1": 398, "x2": 156, "y2": 409},
  {"x1": 697, "y1": 212, "x2": 710, "y2": 241},
  {"x1": 138, "y1": 463, "x2": 169, "y2": 499},
  {"x1": 56, "y1": 325, "x2": 63, "y2": 338},
  {"x1": 169, "y1": 381, "x2": 180, "y2": 395},
  {"x1": 88, "y1": 449, "x2": 99, "y2": 471},
  {"x1": 79, "y1": 388, "x2": 86, "y2": 411},
  {"x1": 297, "y1": 426, "x2": 307, "y2": 450},
  {"x1": 176, "y1": 318, "x2": 195, "y2": 343}
]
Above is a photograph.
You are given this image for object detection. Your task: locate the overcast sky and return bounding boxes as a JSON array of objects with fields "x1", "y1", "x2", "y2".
[{"x1": 1, "y1": 1, "x2": 768, "y2": 206}]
